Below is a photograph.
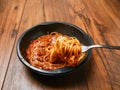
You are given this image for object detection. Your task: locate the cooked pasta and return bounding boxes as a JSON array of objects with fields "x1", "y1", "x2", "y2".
[{"x1": 26, "y1": 32, "x2": 86, "y2": 70}]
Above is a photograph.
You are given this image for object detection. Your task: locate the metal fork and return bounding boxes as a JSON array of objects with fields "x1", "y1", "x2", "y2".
[{"x1": 81, "y1": 45, "x2": 120, "y2": 52}]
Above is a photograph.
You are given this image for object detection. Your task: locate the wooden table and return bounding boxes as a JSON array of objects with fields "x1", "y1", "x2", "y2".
[{"x1": 0, "y1": 0, "x2": 120, "y2": 90}]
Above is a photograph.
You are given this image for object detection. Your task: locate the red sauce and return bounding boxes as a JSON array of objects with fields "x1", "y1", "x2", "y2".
[
  {"x1": 26, "y1": 33, "x2": 84, "y2": 70},
  {"x1": 27, "y1": 33, "x2": 64, "y2": 70}
]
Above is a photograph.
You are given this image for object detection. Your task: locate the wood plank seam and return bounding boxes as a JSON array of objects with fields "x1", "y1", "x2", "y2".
[
  {"x1": 0, "y1": 0, "x2": 13, "y2": 38},
  {"x1": 1, "y1": 0, "x2": 27, "y2": 90},
  {"x1": 42, "y1": 0, "x2": 46, "y2": 21},
  {"x1": 97, "y1": 49, "x2": 113, "y2": 90}
]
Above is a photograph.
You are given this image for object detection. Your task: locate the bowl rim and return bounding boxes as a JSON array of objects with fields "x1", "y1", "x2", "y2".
[{"x1": 16, "y1": 21, "x2": 93, "y2": 76}]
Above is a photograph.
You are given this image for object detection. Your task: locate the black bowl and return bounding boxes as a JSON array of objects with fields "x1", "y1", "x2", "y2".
[{"x1": 17, "y1": 22, "x2": 92, "y2": 76}]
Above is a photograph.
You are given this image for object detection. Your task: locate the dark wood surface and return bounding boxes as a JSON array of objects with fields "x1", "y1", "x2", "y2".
[{"x1": 0, "y1": 0, "x2": 120, "y2": 90}]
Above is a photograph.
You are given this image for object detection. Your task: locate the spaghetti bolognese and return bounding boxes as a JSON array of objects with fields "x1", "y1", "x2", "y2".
[{"x1": 26, "y1": 32, "x2": 86, "y2": 70}]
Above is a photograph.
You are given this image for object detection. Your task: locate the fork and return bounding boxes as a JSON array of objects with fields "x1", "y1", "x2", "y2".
[{"x1": 81, "y1": 45, "x2": 120, "y2": 52}]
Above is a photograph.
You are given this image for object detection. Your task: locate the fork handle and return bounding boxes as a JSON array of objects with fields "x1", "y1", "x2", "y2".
[{"x1": 89, "y1": 45, "x2": 120, "y2": 50}]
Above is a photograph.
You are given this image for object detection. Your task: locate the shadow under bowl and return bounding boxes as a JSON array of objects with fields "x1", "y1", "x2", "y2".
[{"x1": 17, "y1": 22, "x2": 92, "y2": 76}]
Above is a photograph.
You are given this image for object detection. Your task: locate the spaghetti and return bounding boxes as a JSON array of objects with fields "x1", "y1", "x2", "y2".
[{"x1": 26, "y1": 32, "x2": 86, "y2": 70}]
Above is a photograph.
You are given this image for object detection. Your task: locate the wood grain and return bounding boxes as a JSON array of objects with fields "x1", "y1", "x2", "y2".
[
  {"x1": 0, "y1": 0, "x2": 26, "y2": 89},
  {"x1": 0, "y1": 0, "x2": 120, "y2": 90},
  {"x1": 2, "y1": 0, "x2": 45, "y2": 90}
]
